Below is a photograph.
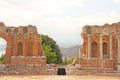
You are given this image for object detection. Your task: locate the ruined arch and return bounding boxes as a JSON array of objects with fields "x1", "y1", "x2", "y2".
[
  {"x1": 0, "y1": 32, "x2": 12, "y2": 64},
  {"x1": 91, "y1": 42, "x2": 98, "y2": 58},
  {"x1": 0, "y1": 22, "x2": 46, "y2": 67}
]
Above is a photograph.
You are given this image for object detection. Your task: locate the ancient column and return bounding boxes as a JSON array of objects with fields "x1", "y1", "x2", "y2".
[
  {"x1": 117, "y1": 36, "x2": 120, "y2": 71},
  {"x1": 118, "y1": 36, "x2": 120, "y2": 63},
  {"x1": 79, "y1": 48, "x2": 82, "y2": 58},
  {"x1": 110, "y1": 35, "x2": 113, "y2": 60},
  {"x1": 100, "y1": 34, "x2": 103, "y2": 60},
  {"x1": 88, "y1": 34, "x2": 91, "y2": 59}
]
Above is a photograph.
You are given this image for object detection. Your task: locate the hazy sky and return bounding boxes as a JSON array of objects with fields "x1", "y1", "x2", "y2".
[{"x1": 0, "y1": 0, "x2": 120, "y2": 47}]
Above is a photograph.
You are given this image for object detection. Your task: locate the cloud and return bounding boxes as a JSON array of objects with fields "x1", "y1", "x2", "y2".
[
  {"x1": 0, "y1": 0, "x2": 120, "y2": 47},
  {"x1": 113, "y1": 0, "x2": 120, "y2": 3}
]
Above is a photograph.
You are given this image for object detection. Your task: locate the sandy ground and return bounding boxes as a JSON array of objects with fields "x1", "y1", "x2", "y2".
[{"x1": 0, "y1": 75, "x2": 120, "y2": 80}]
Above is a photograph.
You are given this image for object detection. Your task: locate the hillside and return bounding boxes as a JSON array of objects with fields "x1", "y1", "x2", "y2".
[{"x1": 60, "y1": 45, "x2": 81, "y2": 59}]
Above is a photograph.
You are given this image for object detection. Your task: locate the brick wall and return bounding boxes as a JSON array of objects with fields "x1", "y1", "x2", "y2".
[{"x1": 11, "y1": 56, "x2": 46, "y2": 67}]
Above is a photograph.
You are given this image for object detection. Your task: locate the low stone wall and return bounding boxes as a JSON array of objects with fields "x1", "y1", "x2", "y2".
[
  {"x1": 0, "y1": 66, "x2": 57, "y2": 75},
  {"x1": 11, "y1": 56, "x2": 46, "y2": 67},
  {"x1": 79, "y1": 59, "x2": 114, "y2": 68}
]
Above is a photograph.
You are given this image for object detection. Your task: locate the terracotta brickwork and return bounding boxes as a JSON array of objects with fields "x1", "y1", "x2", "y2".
[
  {"x1": 79, "y1": 22, "x2": 120, "y2": 70},
  {"x1": 0, "y1": 22, "x2": 46, "y2": 67}
]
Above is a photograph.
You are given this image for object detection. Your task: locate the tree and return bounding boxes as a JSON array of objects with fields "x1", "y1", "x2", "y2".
[
  {"x1": 63, "y1": 57, "x2": 67, "y2": 65},
  {"x1": 63, "y1": 56, "x2": 78, "y2": 65},
  {"x1": 0, "y1": 54, "x2": 6, "y2": 64},
  {"x1": 42, "y1": 44, "x2": 57, "y2": 64},
  {"x1": 41, "y1": 35, "x2": 63, "y2": 64}
]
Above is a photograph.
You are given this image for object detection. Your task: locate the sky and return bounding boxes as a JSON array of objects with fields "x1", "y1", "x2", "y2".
[{"x1": 0, "y1": 0, "x2": 120, "y2": 47}]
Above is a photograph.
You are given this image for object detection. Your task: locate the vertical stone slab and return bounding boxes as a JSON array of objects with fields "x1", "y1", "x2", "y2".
[
  {"x1": 79, "y1": 48, "x2": 81, "y2": 58},
  {"x1": 88, "y1": 34, "x2": 91, "y2": 59},
  {"x1": 100, "y1": 34, "x2": 103, "y2": 60},
  {"x1": 110, "y1": 35, "x2": 113, "y2": 60},
  {"x1": 117, "y1": 36, "x2": 120, "y2": 71}
]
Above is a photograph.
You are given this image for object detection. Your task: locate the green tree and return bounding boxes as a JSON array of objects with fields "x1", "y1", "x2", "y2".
[
  {"x1": 41, "y1": 35, "x2": 63, "y2": 64},
  {"x1": 0, "y1": 54, "x2": 6, "y2": 64},
  {"x1": 42, "y1": 44, "x2": 57, "y2": 64},
  {"x1": 63, "y1": 57, "x2": 67, "y2": 65}
]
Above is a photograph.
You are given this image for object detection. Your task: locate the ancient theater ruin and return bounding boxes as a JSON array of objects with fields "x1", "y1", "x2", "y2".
[
  {"x1": 0, "y1": 22, "x2": 46, "y2": 67},
  {"x1": 79, "y1": 22, "x2": 120, "y2": 70}
]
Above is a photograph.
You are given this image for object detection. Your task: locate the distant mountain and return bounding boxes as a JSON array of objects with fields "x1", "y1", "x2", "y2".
[{"x1": 60, "y1": 45, "x2": 81, "y2": 59}]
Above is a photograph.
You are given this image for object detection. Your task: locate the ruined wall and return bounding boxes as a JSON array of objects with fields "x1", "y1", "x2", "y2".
[
  {"x1": 0, "y1": 22, "x2": 46, "y2": 67},
  {"x1": 80, "y1": 22, "x2": 120, "y2": 69}
]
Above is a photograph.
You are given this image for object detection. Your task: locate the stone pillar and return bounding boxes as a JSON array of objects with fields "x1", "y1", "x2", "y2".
[
  {"x1": 118, "y1": 37, "x2": 120, "y2": 63},
  {"x1": 110, "y1": 35, "x2": 113, "y2": 60},
  {"x1": 79, "y1": 48, "x2": 82, "y2": 58},
  {"x1": 117, "y1": 36, "x2": 120, "y2": 71},
  {"x1": 100, "y1": 34, "x2": 103, "y2": 60},
  {"x1": 88, "y1": 34, "x2": 91, "y2": 59}
]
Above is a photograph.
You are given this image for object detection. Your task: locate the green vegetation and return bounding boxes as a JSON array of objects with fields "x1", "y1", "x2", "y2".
[
  {"x1": 42, "y1": 44, "x2": 57, "y2": 64},
  {"x1": 63, "y1": 56, "x2": 77, "y2": 65},
  {"x1": 41, "y1": 35, "x2": 63, "y2": 64},
  {"x1": 0, "y1": 54, "x2": 6, "y2": 64}
]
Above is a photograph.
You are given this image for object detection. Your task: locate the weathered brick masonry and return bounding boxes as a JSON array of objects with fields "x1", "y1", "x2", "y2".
[
  {"x1": 0, "y1": 22, "x2": 46, "y2": 67},
  {"x1": 79, "y1": 22, "x2": 120, "y2": 70}
]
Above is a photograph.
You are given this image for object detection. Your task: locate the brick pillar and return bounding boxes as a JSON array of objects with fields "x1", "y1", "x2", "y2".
[
  {"x1": 88, "y1": 34, "x2": 91, "y2": 59},
  {"x1": 110, "y1": 35, "x2": 113, "y2": 60},
  {"x1": 100, "y1": 34, "x2": 103, "y2": 60},
  {"x1": 6, "y1": 46, "x2": 11, "y2": 64}
]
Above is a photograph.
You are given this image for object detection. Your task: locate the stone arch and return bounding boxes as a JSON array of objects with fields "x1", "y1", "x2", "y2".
[
  {"x1": 91, "y1": 42, "x2": 98, "y2": 58},
  {"x1": 0, "y1": 22, "x2": 46, "y2": 67},
  {"x1": 103, "y1": 42, "x2": 108, "y2": 59},
  {"x1": 18, "y1": 42, "x2": 22, "y2": 56},
  {"x1": 0, "y1": 33, "x2": 12, "y2": 64}
]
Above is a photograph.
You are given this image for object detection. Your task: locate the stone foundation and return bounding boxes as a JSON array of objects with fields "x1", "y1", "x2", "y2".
[
  {"x1": 78, "y1": 59, "x2": 113, "y2": 69},
  {"x1": 11, "y1": 56, "x2": 46, "y2": 67}
]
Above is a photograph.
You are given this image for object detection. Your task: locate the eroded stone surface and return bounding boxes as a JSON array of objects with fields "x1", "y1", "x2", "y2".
[
  {"x1": 0, "y1": 22, "x2": 46, "y2": 67},
  {"x1": 79, "y1": 22, "x2": 120, "y2": 70}
]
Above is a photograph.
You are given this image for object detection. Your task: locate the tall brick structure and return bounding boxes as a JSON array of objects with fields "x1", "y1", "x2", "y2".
[
  {"x1": 79, "y1": 22, "x2": 120, "y2": 70},
  {"x1": 0, "y1": 22, "x2": 46, "y2": 67}
]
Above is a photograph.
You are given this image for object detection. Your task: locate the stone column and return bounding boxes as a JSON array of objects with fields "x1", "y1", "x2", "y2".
[
  {"x1": 117, "y1": 36, "x2": 120, "y2": 71},
  {"x1": 110, "y1": 35, "x2": 113, "y2": 60},
  {"x1": 79, "y1": 48, "x2": 82, "y2": 58},
  {"x1": 118, "y1": 36, "x2": 120, "y2": 63},
  {"x1": 100, "y1": 34, "x2": 103, "y2": 60},
  {"x1": 88, "y1": 34, "x2": 91, "y2": 59}
]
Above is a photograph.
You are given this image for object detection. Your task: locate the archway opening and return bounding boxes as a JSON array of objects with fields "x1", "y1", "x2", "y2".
[
  {"x1": 0, "y1": 38, "x2": 7, "y2": 64},
  {"x1": 18, "y1": 42, "x2": 23, "y2": 56},
  {"x1": 103, "y1": 42, "x2": 108, "y2": 59},
  {"x1": 27, "y1": 41, "x2": 33, "y2": 56},
  {"x1": 91, "y1": 42, "x2": 98, "y2": 58}
]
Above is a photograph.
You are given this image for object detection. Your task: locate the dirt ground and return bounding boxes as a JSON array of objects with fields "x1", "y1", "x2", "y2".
[{"x1": 0, "y1": 75, "x2": 120, "y2": 80}]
